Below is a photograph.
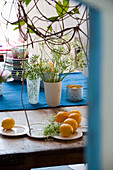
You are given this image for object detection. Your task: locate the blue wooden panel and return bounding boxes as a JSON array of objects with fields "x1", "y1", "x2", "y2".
[
  {"x1": 87, "y1": 7, "x2": 102, "y2": 170},
  {"x1": 73, "y1": 1, "x2": 102, "y2": 169}
]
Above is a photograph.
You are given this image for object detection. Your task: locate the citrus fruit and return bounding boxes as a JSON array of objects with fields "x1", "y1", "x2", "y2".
[
  {"x1": 59, "y1": 123, "x2": 73, "y2": 137},
  {"x1": 56, "y1": 111, "x2": 68, "y2": 123},
  {"x1": 1, "y1": 117, "x2": 15, "y2": 130},
  {"x1": 63, "y1": 118, "x2": 78, "y2": 132},
  {"x1": 68, "y1": 113, "x2": 82, "y2": 125},
  {"x1": 68, "y1": 110, "x2": 82, "y2": 116}
]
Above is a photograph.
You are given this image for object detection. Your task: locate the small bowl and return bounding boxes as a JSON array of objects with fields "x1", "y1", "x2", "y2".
[{"x1": 66, "y1": 85, "x2": 83, "y2": 101}]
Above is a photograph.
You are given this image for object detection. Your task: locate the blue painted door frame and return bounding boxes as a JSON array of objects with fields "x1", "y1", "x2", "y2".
[
  {"x1": 88, "y1": 7, "x2": 102, "y2": 170},
  {"x1": 73, "y1": 1, "x2": 102, "y2": 169}
]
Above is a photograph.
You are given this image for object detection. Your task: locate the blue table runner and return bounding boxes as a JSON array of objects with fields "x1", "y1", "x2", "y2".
[{"x1": 0, "y1": 72, "x2": 88, "y2": 111}]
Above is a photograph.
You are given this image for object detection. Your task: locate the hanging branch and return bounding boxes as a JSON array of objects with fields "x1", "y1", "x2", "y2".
[{"x1": 1, "y1": 0, "x2": 89, "y2": 56}]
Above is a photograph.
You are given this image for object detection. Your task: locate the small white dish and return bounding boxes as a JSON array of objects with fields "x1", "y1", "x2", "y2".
[
  {"x1": 27, "y1": 129, "x2": 47, "y2": 138},
  {"x1": 0, "y1": 125, "x2": 28, "y2": 136},
  {"x1": 27, "y1": 122, "x2": 47, "y2": 138}
]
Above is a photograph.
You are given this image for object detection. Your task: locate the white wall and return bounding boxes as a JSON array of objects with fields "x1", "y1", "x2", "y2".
[{"x1": 0, "y1": 0, "x2": 19, "y2": 43}]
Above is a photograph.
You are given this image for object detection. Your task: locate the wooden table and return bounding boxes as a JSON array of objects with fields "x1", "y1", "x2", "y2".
[{"x1": 0, "y1": 106, "x2": 87, "y2": 170}]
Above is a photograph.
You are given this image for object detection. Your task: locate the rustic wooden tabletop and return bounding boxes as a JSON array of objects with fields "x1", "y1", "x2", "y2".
[{"x1": 0, "y1": 106, "x2": 88, "y2": 170}]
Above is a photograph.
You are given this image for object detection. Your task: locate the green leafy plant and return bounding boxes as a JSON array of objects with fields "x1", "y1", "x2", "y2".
[
  {"x1": 23, "y1": 35, "x2": 86, "y2": 82},
  {"x1": 34, "y1": 37, "x2": 86, "y2": 83},
  {"x1": 24, "y1": 55, "x2": 40, "y2": 80}
]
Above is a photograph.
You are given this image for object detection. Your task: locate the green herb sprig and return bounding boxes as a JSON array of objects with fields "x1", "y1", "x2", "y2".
[{"x1": 43, "y1": 122, "x2": 61, "y2": 137}]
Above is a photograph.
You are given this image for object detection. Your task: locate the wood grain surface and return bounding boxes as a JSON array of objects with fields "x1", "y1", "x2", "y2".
[{"x1": 0, "y1": 106, "x2": 88, "y2": 170}]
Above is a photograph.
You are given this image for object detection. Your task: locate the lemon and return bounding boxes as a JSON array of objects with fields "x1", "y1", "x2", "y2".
[
  {"x1": 1, "y1": 117, "x2": 15, "y2": 130},
  {"x1": 59, "y1": 124, "x2": 73, "y2": 137},
  {"x1": 63, "y1": 118, "x2": 78, "y2": 132},
  {"x1": 68, "y1": 110, "x2": 82, "y2": 116},
  {"x1": 56, "y1": 111, "x2": 68, "y2": 123},
  {"x1": 68, "y1": 113, "x2": 82, "y2": 125}
]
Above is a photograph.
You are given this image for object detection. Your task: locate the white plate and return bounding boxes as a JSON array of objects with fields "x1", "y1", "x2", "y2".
[
  {"x1": 78, "y1": 126, "x2": 88, "y2": 133},
  {"x1": 78, "y1": 117, "x2": 88, "y2": 133},
  {"x1": 80, "y1": 117, "x2": 87, "y2": 127},
  {"x1": 0, "y1": 125, "x2": 28, "y2": 136},
  {"x1": 27, "y1": 122, "x2": 83, "y2": 140},
  {"x1": 27, "y1": 122, "x2": 47, "y2": 138},
  {"x1": 27, "y1": 119, "x2": 87, "y2": 139},
  {"x1": 53, "y1": 130, "x2": 83, "y2": 140},
  {"x1": 27, "y1": 129, "x2": 47, "y2": 138}
]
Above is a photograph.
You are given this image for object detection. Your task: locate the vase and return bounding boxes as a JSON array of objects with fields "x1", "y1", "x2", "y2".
[
  {"x1": 40, "y1": 73, "x2": 58, "y2": 89},
  {"x1": 0, "y1": 83, "x2": 2, "y2": 96},
  {"x1": 44, "y1": 81, "x2": 62, "y2": 107},
  {"x1": 27, "y1": 78, "x2": 40, "y2": 104}
]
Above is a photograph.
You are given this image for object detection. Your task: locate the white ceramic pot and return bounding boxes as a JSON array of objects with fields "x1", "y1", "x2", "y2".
[
  {"x1": 27, "y1": 78, "x2": 40, "y2": 104},
  {"x1": 44, "y1": 81, "x2": 62, "y2": 107},
  {"x1": 40, "y1": 73, "x2": 58, "y2": 89}
]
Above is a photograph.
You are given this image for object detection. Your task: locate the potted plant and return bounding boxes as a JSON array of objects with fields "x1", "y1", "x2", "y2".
[
  {"x1": 24, "y1": 55, "x2": 40, "y2": 104},
  {"x1": 30, "y1": 39, "x2": 86, "y2": 107},
  {"x1": 0, "y1": 69, "x2": 12, "y2": 96}
]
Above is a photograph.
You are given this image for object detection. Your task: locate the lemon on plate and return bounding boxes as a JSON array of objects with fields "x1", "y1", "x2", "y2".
[
  {"x1": 1, "y1": 117, "x2": 15, "y2": 130},
  {"x1": 68, "y1": 110, "x2": 82, "y2": 116},
  {"x1": 63, "y1": 118, "x2": 78, "y2": 132},
  {"x1": 59, "y1": 123, "x2": 73, "y2": 137},
  {"x1": 68, "y1": 113, "x2": 82, "y2": 125},
  {"x1": 56, "y1": 111, "x2": 68, "y2": 123}
]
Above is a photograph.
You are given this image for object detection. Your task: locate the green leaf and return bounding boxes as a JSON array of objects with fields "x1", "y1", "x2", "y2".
[
  {"x1": 56, "y1": 0, "x2": 62, "y2": 16},
  {"x1": 12, "y1": 20, "x2": 25, "y2": 26},
  {"x1": 56, "y1": 0, "x2": 69, "y2": 18},
  {"x1": 68, "y1": 11, "x2": 74, "y2": 15},
  {"x1": 12, "y1": 22, "x2": 19, "y2": 26},
  {"x1": 23, "y1": 0, "x2": 26, "y2": 3},
  {"x1": 73, "y1": 7, "x2": 80, "y2": 14},
  {"x1": 20, "y1": 21, "x2": 26, "y2": 26},
  {"x1": 63, "y1": 0, "x2": 69, "y2": 11},
  {"x1": 28, "y1": 24, "x2": 35, "y2": 29},
  {"x1": 27, "y1": 24, "x2": 35, "y2": 33},
  {"x1": 29, "y1": 29, "x2": 35, "y2": 33},
  {"x1": 47, "y1": 25, "x2": 53, "y2": 32},
  {"x1": 26, "y1": 27, "x2": 35, "y2": 33},
  {"x1": 48, "y1": 16, "x2": 58, "y2": 21},
  {"x1": 13, "y1": 27, "x2": 19, "y2": 31},
  {"x1": 23, "y1": 0, "x2": 31, "y2": 6}
]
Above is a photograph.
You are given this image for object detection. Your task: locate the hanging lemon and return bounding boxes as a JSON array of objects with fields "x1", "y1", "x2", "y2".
[{"x1": 1, "y1": 117, "x2": 15, "y2": 130}]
